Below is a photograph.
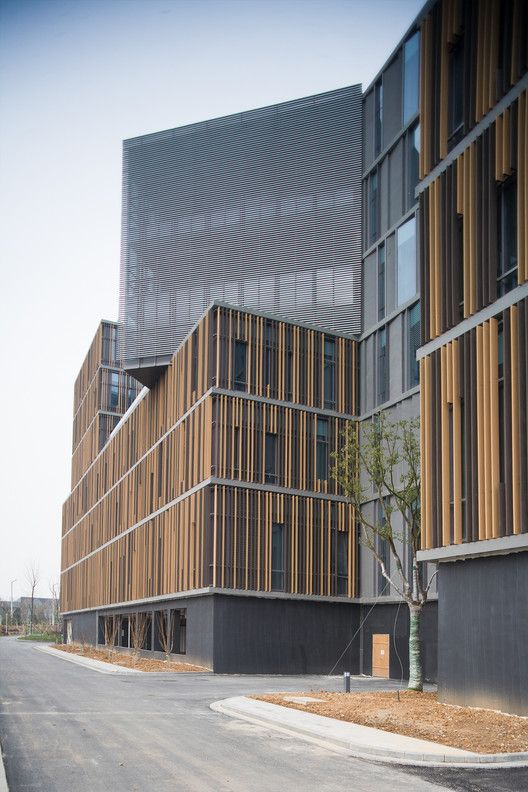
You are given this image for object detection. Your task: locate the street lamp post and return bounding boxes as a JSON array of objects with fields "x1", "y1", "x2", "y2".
[{"x1": 10, "y1": 579, "x2": 17, "y2": 623}]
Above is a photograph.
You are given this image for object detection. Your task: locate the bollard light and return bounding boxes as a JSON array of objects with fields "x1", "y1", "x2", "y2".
[{"x1": 343, "y1": 671, "x2": 351, "y2": 693}]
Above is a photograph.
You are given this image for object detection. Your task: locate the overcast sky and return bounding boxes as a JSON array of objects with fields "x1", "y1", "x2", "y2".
[{"x1": 0, "y1": 0, "x2": 423, "y2": 602}]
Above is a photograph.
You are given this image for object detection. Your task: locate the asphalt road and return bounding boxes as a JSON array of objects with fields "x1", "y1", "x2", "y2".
[{"x1": 1, "y1": 638, "x2": 527, "y2": 792}]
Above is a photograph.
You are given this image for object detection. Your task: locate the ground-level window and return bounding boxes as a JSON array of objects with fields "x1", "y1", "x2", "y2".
[{"x1": 271, "y1": 523, "x2": 284, "y2": 591}]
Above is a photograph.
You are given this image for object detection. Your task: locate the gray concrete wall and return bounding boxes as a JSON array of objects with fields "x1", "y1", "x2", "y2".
[
  {"x1": 212, "y1": 594, "x2": 360, "y2": 674},
  {"x1": 438, "y1": 551, "x2": 528, "y2": 715}
]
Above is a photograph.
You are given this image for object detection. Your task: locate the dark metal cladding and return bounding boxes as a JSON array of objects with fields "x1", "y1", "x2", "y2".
[{"x1": 119, "y1": 85, "x2": 363, "y2": 380}]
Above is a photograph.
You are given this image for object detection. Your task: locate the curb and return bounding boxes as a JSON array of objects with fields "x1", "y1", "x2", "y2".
[
  {"x1": 210, "y1": 696, "x2": 528, "y2": 769},
  {"x1": 0, "y1": 739, "x2": 8, "y2": 792},
  {"x1": 34, "y1": 645, "x2": 142, "y2": 674}
]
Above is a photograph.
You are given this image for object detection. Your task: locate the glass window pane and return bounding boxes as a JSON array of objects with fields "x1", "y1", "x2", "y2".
[
  {"x1": 403, "y1": 31, "x2": 420, "y2": 123},
  {"x1": 271, "y1": 523, "x2": 284, "y2": 590},
  {"x1": 397, "y1": 217, "x2": 417, "y2": 305},
  {"x1": 407, "y1": 124, "x2": 420, "y2": 209},
  {"x1": 233, "y1": 341, "x2": 247, "y2": 391},
  {"x1": 408, "y1": 302, "x2": 420, "y2": 388}
]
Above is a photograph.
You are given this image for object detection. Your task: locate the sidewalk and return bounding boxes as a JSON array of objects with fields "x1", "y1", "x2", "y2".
[{"x1": 211, "y1": 695, "x2": 528, "y2": 769}]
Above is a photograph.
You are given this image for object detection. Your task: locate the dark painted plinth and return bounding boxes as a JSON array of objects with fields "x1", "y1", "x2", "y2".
[
  {"x1": 63, "y1": 592, "x2": 438, "y2": 679},
  {"x1": 438, "y1": 551, "x2": 528, "y2": 715},
  {"x1": 359, "y1": 600, "x2": 437, "y2": 683}
]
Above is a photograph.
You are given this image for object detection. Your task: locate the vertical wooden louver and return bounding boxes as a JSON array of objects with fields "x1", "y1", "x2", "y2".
[{"x1": 421, "y1": 301, "x2": 528, "y2": 550}]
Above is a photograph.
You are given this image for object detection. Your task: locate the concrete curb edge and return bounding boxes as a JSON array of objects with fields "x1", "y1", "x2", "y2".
[
  {"x1": 0, "y1": 740, "x2": 8, "y2": 792},
  {"x1": 33, "y1": 644, "x2": 142, "y2": 674},
  {"x1": 210, "y1": 696, "x2": 528, "y2": 769}
]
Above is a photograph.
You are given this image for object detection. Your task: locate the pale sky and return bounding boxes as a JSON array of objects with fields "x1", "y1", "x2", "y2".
[{"x1": 0, "y1": 0, "x2": 423, "y2": 602}]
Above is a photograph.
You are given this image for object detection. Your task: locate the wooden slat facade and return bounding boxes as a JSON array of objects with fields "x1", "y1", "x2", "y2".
[
  {"x1": 420, "y1": 90, "x2": 528, "y2": 344},
  {"x1": 61, "y1": 305, "x2": 358, "y2": 613},
  {"x1": 420, "y1": 0, "x2": 528, "y2": 178},
  {"x1": 421, "y1": 299, "x2": 528, "y2": 550}
]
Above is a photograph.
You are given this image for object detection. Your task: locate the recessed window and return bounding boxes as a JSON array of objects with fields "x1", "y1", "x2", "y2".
[
  {"x1": 324, "y1": 338, "x2": 336, "y2": 409},
  {"x1": 376, "y1": 500, "x2": 391, "y2": 595},
  {"x1": 331, "y1": 531, "x2": 349, "y2": 596},
  {"x1": 233, "y1": 340, "x2": 247, "y2": 391},
  {"x1": 264, "y1": 320, "x2": 273, "y2": 387},
  {"x1": 397, "y1": 216, "x2": 417, "y2": 306},
  {"x1": 403, "y1": 31, "x2": 420, "y2": 124},
  {"x1": 271, "y1": 523, "x2": 284, "y2": 591},
  {"x1": 265, "y1": 432, "x2": 277, "y2": 484},
  {"x1": 110, "y1": 371, "x2": 119, "y2": 409},
  {"x1": 316, "y1": 417, "x2": 329, "y2": 480},
  {"x1": 407, "y1": 303, "x2": 420, "y2": 389},
  {"x1": 448, "y1": 37, "x2": 464, "y2": 144},
  {"x1": 369, "y1": 170, "x2": 379, "y2": 245},
  {"x1": 406, "y1": 123, "x2": 420, "y2": 210},
  {"x1": 377, "y1": 327, "x2": 388, "y2": 405},
  {"x1": 497, "y1": 178, "x2": 517, "y2": 296},
  {"x1": 378, "y1": 244, "x2": 386, "y2": 321}
]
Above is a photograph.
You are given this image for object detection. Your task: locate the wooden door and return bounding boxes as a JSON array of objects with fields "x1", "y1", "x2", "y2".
[{"x1": 372, "y1": 633, "x2": 390, "y2": 677}]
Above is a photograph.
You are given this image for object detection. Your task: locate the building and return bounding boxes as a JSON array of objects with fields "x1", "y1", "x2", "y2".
[
  {"x1": 62, "y1": 87, "x2": 366, "y2": 673},
  {"x1": 61, "y1": 0, "x2": 527, "y2": 706},
  {"x1": 415, "y1": 0, "x2": 528, "y2": 714},
  {"x1": 62, "y1": 303, "x2": 359, "y2": 672}
]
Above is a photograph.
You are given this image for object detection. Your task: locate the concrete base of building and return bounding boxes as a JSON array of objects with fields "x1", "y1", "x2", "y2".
[
  {"x1": 437, "y1": 550, "x2": 528, "y2": 716},
  {"x1": 62, "y1": 593, "x2": 438, "y2": 680}
]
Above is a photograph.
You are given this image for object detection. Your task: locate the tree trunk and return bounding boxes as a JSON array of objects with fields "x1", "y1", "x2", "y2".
[{"x1": 407, "y1": 602, "x2": 423, "y2": 692}]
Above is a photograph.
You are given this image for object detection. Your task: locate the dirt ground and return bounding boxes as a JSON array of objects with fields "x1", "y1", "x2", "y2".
[
  {"x1": 253, "y1": 691, "x2": 528, "y2": 754},
  {"x1": 54, "y1": 644, "x2": 208, "y2": 672}
]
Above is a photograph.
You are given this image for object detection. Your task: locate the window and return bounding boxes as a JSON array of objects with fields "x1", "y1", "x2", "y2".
[
  {"x1": 264, "y1": 320, "x2": 273, "y2": 387},
  {"x1": 456, "y1": 214, "x2": 464, "y2": 319},
  {"x1": 369, "y1": 171, "x2": 379, "y2": 244},
  {"x1": 377, "y1": 328, "x2": 388, "y2": 405},
  {"x1": 286, "y1": 349, "x2": 293, "y2": 401},
  {"x1": 233, "y1": 340, "x2": 247, "y2": 391},
  {"x1": 191, "y1": 332, "x2": 198, "y2": 394},
  {"x1": 376, "y1": 502, "x2": 391, "y2": 596},
  {"x1": 316, "y1": 417, "x2": 329, "y2": 480},
  {"x1": 497, "y1": 178, "x2": 517, "y2": 296},
  {"x1": 265, "y1": 432, "x2": 277, "y2": 484},
  {"x1": 271, "y1": 523, "x2": 284, "y2": 590},
  {"x1": 324, "y1": 338, "x2": 336, "y2": 409},
  {"x1": 406, "y1": 123, "x2": 420, "y2": 210},
  {"x1": 407, "y1": 302, "x2": 420, "y2": 388},
  {"x1": 331, "y1": 531, "x2": 349, "y2": 596},
  {"x1": 397, "y1": 216, "x2": 417, "y2": 305},
  {"x1": 127, "y1": 383, "x2": 136, "y2": 408},
  {"x1": 403, "y1": 31, "x2": 420, "y2": 123},
  {"x1": 378, "y1": 244, "x2": 386, "y2": 321},
  {"x1": 110, "y1": 371, "x2": 119, "y2": 409},
  {"x1": 448, "y1": 37, "x2": 464, "y2": 144},
  {"x1": 233, "y1": 426, "x2": 240, "y2": 478},
  {"x1": 375, "y1": 79, "x2": 383, "y2": 156},
  {"x1": 498, "y1": 321, "x2": 506, "y2": 488}
]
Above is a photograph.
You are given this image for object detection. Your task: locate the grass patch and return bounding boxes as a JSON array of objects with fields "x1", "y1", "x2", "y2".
[{"x1": 18, "y1": 633, "x2": 61, "y2": 643}]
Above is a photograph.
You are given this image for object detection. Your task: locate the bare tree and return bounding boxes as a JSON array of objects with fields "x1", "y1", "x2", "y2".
[
  {"x1": 332, "y1": 414, "x2": 436, "y2": 692},
  {"x1": 49, "y1": 579, "x2": 60, "y2": 629},
  {"x1": 103, "y1": 615, "x2": 120, "y2": 656},
  {"x1": 129, "y1": 612, "x2": 148, "y2": 658},
  {"x1": 25, "y1": 564, "x2": 40, "y2": 636},
  {"x1": 156, "y1": 610, "x2": 174, "y2": 660}
]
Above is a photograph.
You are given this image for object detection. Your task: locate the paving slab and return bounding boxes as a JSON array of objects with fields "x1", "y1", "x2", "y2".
[
  {"x1": 34, "y1": 644, "x2": 142, "y2": 674},
  {"x1": 211, "y1": 695, "x2": 528, "y2": 768}
]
